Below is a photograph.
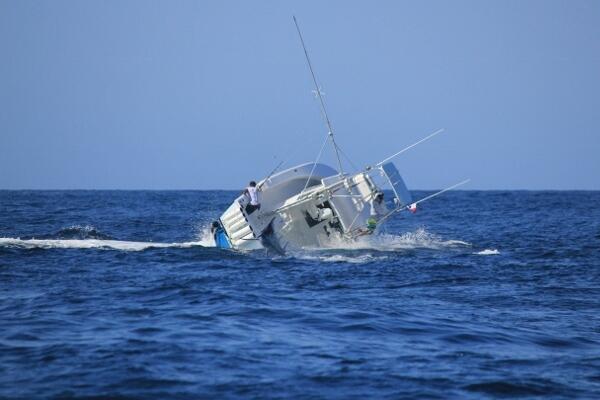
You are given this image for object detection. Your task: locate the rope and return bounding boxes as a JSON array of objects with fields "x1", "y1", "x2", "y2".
[{"x1": 302, "y1": 134, "x2": 330, "y2": 193}]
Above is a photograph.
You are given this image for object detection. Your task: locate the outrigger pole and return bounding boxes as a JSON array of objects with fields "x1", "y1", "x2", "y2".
[
  {"x1": 343, "y1": 179, "x2": 470, "y2": 239},
  {"x1": 375, "y1": 128, "x2": 445, "y2": 167},
  {"x1": 376, "y1": 179, "x2": 471, "y2": 226},
  {"x1": 293, "y1": 16, "x2": 344, "y2": 176}
]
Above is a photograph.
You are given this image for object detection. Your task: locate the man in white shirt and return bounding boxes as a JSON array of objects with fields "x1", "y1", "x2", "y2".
[{"x1": 243, "y1": 181, "x2": 261, "y2": 215}]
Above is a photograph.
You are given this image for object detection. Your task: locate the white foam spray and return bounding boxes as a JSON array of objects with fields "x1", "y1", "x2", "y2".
[
  {"x1": 314, "y1": 228, "x2": 471, "y2": 252},
  {"x1": 195, "y1": 225, "x2": 216, "y2": 247},
  {"x1": 296, "y1": 253, "x2": 389, "y2": 264},
  {"x1": 475, "y1": 248, "x2": 500, "y2": 255},
  {"x1": 285, "y1": 228, "x2": 474, "y2": 264}
]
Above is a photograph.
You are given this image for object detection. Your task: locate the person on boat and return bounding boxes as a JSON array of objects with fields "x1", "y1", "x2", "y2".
[
  {"x1": 211, "y1": 220, "x2": 231, "y2": 248},
  {"x1": 243, "y1": 181, "x2": 261, "y2": 215},
  {"x1": 364, "y1": 192, "x2": 387, "y2": 234},
  {"x1": 210, "y1": 221, "x2": 220, "y2": 235},
  {"x1": 370, "y1": 192, "x2": 387, "y2": 221}
]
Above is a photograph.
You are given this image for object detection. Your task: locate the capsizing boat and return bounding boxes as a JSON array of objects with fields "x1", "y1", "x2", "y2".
[{"x1": 211, "y1": 18, "x2": 468, "y2": 254}]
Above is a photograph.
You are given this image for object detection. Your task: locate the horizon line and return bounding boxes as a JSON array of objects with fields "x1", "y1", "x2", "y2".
[{"x1": 1, "y1": 188, "x2": 599, "y2": 192}]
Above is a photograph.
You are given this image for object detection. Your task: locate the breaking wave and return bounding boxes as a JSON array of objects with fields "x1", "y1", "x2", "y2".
[{"x1": 51, "y1": 224, "x2": 114, "y2": 240}]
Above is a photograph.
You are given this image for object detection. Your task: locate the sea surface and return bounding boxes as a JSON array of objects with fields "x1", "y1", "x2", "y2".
[{"x1": 1, "y1": 190, "x2": 599, "y2": 399}]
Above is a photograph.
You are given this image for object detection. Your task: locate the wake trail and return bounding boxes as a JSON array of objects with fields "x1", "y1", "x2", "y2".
[
  {"x1": 0, "y1": 225, "x2": 217, "y2": 252},
  {"x1": 0, "y1": 238, "x2": 209, "y2": 252}
]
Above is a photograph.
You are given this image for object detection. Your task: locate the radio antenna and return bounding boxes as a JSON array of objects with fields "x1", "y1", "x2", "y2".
[{"x1": 293, "y1": 16, "x2": 344, "y2": 175}]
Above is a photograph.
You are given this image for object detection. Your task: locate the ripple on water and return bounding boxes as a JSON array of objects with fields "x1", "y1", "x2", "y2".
[
  {"x1": 464, "y1": 379, "x2": 569, "y2": 397},
  {"x1": 1, "y1": 190, "x2": 600, "y2": 399}
]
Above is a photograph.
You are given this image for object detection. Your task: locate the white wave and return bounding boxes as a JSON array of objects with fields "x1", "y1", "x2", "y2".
[
  {"x1": 195, "y1": 225, "x2": 216, "y2": 247},
  {"x1": 314, "y1": 228, "x2": 471, "y2": 252},
  {"x1": 60, "y1": 224, "x2": 97, "y2": 232},
  {"x1": 475, "y1": 248, "x2": 500, "y2": 255},
  {"x1": 0, "y1": 238, "x2": 205, "y2": 252},
  {"x1": 296, "y1": 253, "x2": 388, "y2": 264}
]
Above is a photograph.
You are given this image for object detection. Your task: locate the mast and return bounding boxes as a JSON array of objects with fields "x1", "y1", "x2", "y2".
[{"x1": 293, "y1": 16, "x2": 344, "y2": 175}]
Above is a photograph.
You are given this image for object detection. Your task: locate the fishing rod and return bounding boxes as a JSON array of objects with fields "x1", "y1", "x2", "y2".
[
  {"x1": 258, "y1": 133, "x2": 313, "y2": 191},
  {"x1": 258, "y1": 160, "x2": 284, "y2": 190}
]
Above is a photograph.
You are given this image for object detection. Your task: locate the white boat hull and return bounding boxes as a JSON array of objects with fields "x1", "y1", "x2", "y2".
[{"x1": 212, "y1": 162, "x2": 412, "y2": 254}]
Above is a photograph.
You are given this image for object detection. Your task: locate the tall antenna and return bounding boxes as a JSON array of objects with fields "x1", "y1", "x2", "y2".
[{"x1": 293, "y1": 16, "x2": 344, "y2": 175}]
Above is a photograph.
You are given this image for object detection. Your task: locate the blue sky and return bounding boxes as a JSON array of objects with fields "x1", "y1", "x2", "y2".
[{"x1": 1, "y1": 0, "x2": 599, "y2": 189}]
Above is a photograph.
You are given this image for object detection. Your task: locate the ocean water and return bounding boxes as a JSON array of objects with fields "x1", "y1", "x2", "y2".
[{"x1": 1, "y1": 190, "x2": 599, "y2": 399}]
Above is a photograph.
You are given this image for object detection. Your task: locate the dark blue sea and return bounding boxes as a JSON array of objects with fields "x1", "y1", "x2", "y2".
[{"x1": 1, "y1": 190, "x2": 599, "y2": 399}]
